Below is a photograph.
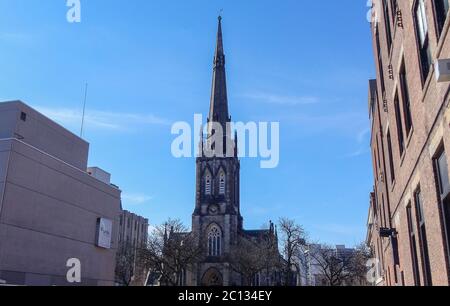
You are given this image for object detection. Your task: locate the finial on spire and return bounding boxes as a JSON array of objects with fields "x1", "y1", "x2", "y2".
[{"x1": 218, "y1": 9, "x2": 223, "y2": 21}]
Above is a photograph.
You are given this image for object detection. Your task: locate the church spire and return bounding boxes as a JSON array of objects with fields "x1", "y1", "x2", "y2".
[{"x1": 208, "y1": 15, "x2": 230, "y2": 132}]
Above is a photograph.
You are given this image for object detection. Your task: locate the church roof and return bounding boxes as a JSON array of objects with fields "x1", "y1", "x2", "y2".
[
  {"x1": 244, "y1": 229, "x2": 270, "y2": 236},
  {"x1": 243, "y1": 229, "x2": 272, "y2": 239}
]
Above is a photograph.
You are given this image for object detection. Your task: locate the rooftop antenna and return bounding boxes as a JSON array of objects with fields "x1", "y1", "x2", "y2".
[{"x1": 80, "y1": 82, "x2": 88, "y2": 138}]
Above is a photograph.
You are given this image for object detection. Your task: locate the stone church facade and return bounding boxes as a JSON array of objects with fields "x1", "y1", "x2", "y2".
[{"x1": 184, "y1": 17, "x2": 280, "y2": 286}]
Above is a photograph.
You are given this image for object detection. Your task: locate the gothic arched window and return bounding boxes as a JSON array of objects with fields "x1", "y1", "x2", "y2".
[
  {"x1": 219, "y1": 170, "x2": 226, "y2": 195},
  {"x1": 205, "y1": 171, "x2": 212, "y2": 195},
  {"x1": 252, "y1": 273, "x2": 261, "y2": 287},
  {"x1": 208, "y1": 225, "x2": 222, "y2": 257}
]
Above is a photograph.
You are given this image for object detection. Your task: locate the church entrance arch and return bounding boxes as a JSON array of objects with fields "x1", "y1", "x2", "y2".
[{"x1": 201, "y1": 268, "x2": 223, "y2": 286}]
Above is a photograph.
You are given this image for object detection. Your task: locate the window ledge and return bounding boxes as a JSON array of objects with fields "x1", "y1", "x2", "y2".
[
  {"x1": 391, "y1": 180, "x2": 396, "y2": 193},
  {"x1": 405, "y1": 128, "x2": 414, "y2": 149},
  {"x1": 399, "y1": 150, "x2": 406, "y2": 167},
  {"x1": 421, "y1": 64, "x2": 435, "y2": 102},
  {"x1": 399, "y1": 130, "x2": 414, "y2": 168}
]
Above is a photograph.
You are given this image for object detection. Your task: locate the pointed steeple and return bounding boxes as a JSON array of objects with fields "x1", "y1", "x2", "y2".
[{"x1": 208, "y1": 15, "x2": 230, "y2": 133}]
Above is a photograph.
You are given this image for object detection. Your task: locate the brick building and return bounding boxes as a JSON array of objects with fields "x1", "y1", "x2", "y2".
[{"x1": 366, "y1": 0, "x2": 450, "y2": 286}]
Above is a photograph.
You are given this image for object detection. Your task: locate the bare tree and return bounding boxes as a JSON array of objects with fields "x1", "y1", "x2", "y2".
[
  {"x1": 228, "y1": 237, "x2": 264, "y2": 285},
  {"x1": 140, "y1": 219, "x2": 203, "y2": 286},
  {"x1": 308, "y1": 244, "x2": 371, "y2": 286},
  {"x1": 278, "y1": 218, "x2": 307, "y2": 286},
  {"x1": 308, "y1": 244, "x2": 345, "y2": 286},
  {"x1": 346, "y1": 243, "x2": 373, "y2": 286},
  {"x1": 227, "y1": 233, "x2": 280, "y2": 286},
  {"x1": 115, "y1": 241, "x2": 136, "y2": 286}
]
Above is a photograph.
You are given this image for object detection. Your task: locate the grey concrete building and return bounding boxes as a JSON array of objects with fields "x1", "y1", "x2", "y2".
[
  {"x1": 118, "y1": 210, "x2": 149, "y2": 250},
  {"x1": 116, "y1": 210, "x2": 149, "y2": 286},
  {"x1": 0, "y1": 101, "x2": 121, "y2": 286},
  {"x1": 301, "y1": 244, "x2": 359, "y2": 287}
]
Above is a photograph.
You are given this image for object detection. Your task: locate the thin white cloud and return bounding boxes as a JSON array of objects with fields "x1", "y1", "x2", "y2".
[
  {"x1": 246, "y1": 203, "x2": 283, "y2": 217},
  {"x1": 241, "y1": 92, "x2": 319, "y2": 106},
  {"x1": 344, "y1": 147, "x2": 370, "y2": 158},
  {"x1": 34, "y1": 106, "x2": 172, "y2": 132},
  {"x1": 356, "y1": 127, "x2": 370, "y2": 143},
  {"x1": 0, "y1": 32, "x2": 33, "y2": 44},
  {"x1": 342, "y1": 128, "x2": 370, "y2": 158},
  {"x1": 313, "y1": 223, "x2": 365, "y2": 237},
  {"x1": 280, "y1": 111, "x2": 367, "y2": 135},
  {"x1": 122, "y1": 193, "x2": 153, "y2": 205}
]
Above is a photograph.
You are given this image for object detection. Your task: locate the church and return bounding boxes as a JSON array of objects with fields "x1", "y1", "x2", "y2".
[{"x1": 184, "y1": 17, "x2": 281, "y2": 286}]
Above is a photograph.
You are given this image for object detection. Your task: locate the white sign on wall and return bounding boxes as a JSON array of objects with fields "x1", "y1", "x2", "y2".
[{"x1": 96, "y1": 218, "x2": 113, "y2": 249}]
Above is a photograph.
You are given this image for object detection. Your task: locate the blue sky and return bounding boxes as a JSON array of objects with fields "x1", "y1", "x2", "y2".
[{"x1": 0, "y1": 0, "x2": 376, "y2": 246}]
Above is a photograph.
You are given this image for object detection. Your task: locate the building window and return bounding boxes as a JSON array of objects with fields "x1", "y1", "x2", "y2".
[
  {"x1": 414, "y1": 0, "x2": 432, "y2": 83},
  {"x1": 375, "y1": 29, "x2": 386, "y2": 95},
  {"x1": 381, "y1": 194, "x2": 387, "y2": 228},
  {"x1": 383, "y1": 0, "x2": 393, "y2": 51},
  {"x1": 414, "y1": 188, "x2": 432, "y2": 285},
  {"x1": 179, "y1": 269, "x2": 187, "y2": 286},
  {"x1": 436, "y1": 149, "x2": 450, "y2": 197},
  {"x1": 390, "y1": 0, "x2": 399, "y2": 24},
  {"x1": 374, "y1": 136, "x2": 382, "y2": 180},
  {"x1": 376, "y1": 137, "x2": 382, "y2": 170},
  {"x1": 434, "y1": 148, "x2": 450, "y2": 266},
  {"x1": 377, "y1": 239, "x2": 385, "y2": 274},
  {"x1": 387, "y1": 266, "x2": 392, "y2": 286},
  {"x1": 387, "y1": 130, "x2": 396, "y2": 184},
  {"x1": 219, "y1": 171, "x2": 226, "y2": 195},
  {"x1": 373, "y1": 148, "x2": 379, "y2": 179},
  {"x1": 407, "y1": 204, "x2": 421, "y2": 286},
  {"x1": 252, "y1": 273, "x2": 261, "y2": 287},
  {"x1": 434, "y1": 0, "x2": 449, "y2": 38},
  {"x1": 399, "y1": 60, "x2": 413, "y2": 136},
  {"x1": 20, "y1": 112, "x2": 27, "y2": 121},
  {"x1": 205, "y1": 171, "x2": 212, "y2": 195},
  {"x1": 208, "y1": 225, "x2": 222, "y2": 257},
  {"x1": 394, "y1": 92, "x2": 405, "y2": 155}
]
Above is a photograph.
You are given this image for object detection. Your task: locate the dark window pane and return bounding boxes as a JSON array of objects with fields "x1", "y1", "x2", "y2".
[
  {"x1": 390, "y1": 0, "x2": 399, "y2": 24},
  {"x1": 387, "y1": 131, "x2": 396, "y2": 183},
  {"x1": 400, "y1": 62, "x2": 413, "y2": 134},
  {"x1": 415, "y1": 0, "x2": 432, "y2": 82},
  {"x1": 394, "y1": 93, "x2": 405, "y2": 155},
  {"x1": 376, "y1": 30, "x2": 386, "y2": 94},
  {"x1": 435, "y1": 0, "x2": 450, "y2": 37},
  {"x1": 415, "y1": 190, "x2": 425, "y2": 224},
  {"x1": 414, "y1": 189, "x2": 432, "y2": 285},
  {"x1": 443, "y1": 196, "x2": 450, "y2": 272},
  {"x1": 407, "y1": 205, "x2": 421, "y2": 286},
  {"x1": 383, "y1": 0, "x2": 393, "y2": 51}
]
